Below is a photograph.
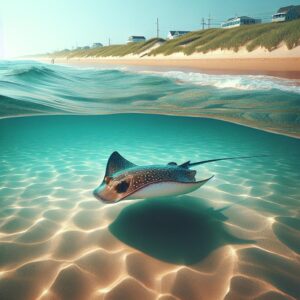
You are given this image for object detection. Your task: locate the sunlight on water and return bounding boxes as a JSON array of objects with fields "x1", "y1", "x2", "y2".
[{"x1": 0, "y1": 114, "x2": 299, "y2": 299}]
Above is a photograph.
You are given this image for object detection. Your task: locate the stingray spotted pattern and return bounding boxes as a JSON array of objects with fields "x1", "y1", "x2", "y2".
[{"x1": 93, "y1": 152, "x2": 263, "y2": 203}]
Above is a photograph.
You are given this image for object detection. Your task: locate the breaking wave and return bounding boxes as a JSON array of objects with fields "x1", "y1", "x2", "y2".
[{"x1": 0, "y1": 60, "x2": 300, "y2": 137}]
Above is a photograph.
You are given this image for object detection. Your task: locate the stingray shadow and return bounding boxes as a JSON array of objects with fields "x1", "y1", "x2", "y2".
[{"x1": 109, "y1": 196, "x2": 253, "y2": 265}]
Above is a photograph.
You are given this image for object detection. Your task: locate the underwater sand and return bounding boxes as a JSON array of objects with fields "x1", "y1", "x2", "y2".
[{"x1": 0, "y1": 114, "x2": 299, "y2": 300}]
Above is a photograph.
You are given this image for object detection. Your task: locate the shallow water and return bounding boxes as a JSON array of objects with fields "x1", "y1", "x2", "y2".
[{"x1": 0, "y1": 114, "x2": 300, "y2": 300}]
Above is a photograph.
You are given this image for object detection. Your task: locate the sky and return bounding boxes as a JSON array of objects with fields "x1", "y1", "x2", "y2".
[{"x1": 0, "y1": 0, "x2": 299, "y2": 57}]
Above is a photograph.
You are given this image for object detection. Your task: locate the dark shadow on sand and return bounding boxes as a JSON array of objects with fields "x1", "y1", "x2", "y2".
[{"x1": 109, "y1": 196, "x2": 253, "y2": 265}]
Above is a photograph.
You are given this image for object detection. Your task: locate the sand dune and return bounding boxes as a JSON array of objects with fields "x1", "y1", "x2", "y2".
[{"x1": 47, "y1": 45, "x2": 300, "y2": 78}]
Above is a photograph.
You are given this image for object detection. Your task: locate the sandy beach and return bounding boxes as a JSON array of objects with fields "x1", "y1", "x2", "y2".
[{"x1": 45, "y1": 45, "x2": 300, "y2": 79}]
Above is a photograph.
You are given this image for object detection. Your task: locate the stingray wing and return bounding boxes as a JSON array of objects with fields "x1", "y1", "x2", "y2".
[
  {"x1": 122, "y1": 175, "x2": 214, "y2": 200},
  {"x1": 104, "y1": 151, "x2": 137, "y2": 178}
]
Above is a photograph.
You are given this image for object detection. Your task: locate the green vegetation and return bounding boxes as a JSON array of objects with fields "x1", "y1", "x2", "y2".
[
  {"x1": 50, "y1": 20, "x2": 300, "y2": 58},
  {"x1": 51, "y1": 38, "x2": 165, "y2": 58},
  {"x1": 150, "y1": 19, "x2": 300, "y2": 56}
]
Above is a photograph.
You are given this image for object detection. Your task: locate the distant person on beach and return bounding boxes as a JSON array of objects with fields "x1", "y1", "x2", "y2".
[{"x1": 51, "y1": 58, "x2": 55, "y2": 64}]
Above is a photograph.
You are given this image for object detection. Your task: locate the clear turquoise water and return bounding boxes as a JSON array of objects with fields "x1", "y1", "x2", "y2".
[{"x1": 0, "y1": 61, "x2": 300, "y2": 300}]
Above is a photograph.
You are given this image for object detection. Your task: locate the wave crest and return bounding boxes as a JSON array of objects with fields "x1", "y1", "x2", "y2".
[
  {"x1": 0, "y1": 60, "x2": 300, "y2": 137},
  {"x1": 158, "y1": 71, "x2": 300, "y2": 94}
]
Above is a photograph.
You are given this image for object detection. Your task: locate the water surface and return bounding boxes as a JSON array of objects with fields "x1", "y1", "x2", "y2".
[{"x1": 1, "y1": 60, "x2": 300, "y2": 137}]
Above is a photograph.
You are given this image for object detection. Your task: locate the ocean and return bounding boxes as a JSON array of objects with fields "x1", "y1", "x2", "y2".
[
  {"x1": 0, "y1": 60, "x2": 300, "y2": 300},
  {"x1": 1, "y1": 60, "x2": 300, "y2": 137}
]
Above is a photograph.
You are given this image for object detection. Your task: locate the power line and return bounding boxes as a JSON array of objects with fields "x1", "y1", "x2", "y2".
[
  {"x1": 201, "y1": 17, "x2": 206, "y2": 30},
  {"x1": 207, "y1": 13, "x2": 211, "y2": 28}
]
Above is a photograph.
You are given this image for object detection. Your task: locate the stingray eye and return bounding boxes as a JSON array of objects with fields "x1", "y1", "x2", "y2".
[
  {"x1": 115, "y1": 180, "x2": 130, "y2": 193},
  {"x1": 104, "y1": 176, "x2": 112, "y2": 184}
]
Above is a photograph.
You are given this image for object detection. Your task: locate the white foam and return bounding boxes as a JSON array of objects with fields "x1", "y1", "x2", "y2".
[{"x1": 141, "y1": 70, "x2": 300, "y2": 94}]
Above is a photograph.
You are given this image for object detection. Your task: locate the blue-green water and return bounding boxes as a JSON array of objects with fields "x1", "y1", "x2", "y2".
[
  {"x1": 0, "y1": 61, "x2": 300, "y2": 300},
  {"x1": 1, "y1": 60, "x2": 300, "y2": 136}
]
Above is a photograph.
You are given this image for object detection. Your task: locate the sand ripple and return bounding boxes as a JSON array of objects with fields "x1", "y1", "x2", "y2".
[{"x1": 0, "y1": 114, "x2": 299, "y2": 299}]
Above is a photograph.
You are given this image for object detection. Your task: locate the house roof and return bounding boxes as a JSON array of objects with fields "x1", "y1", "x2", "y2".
[
  {"x1": 169, "y1": 31, "x2": 190, "y2": 36},
  {"x1": 278, "y1": 5, "x2": 300, "y2": 14},
  {"x1": 227, "y1": 16, "x2": 254, "y2": 21},
  {"x1": 129, "y1": 36, "x2": 146, "y2": 39}
]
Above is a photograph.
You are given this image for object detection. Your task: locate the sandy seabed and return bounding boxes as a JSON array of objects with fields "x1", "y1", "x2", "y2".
[{"x1": 0, "y1": 114, "x2": 299, "y2": 300}]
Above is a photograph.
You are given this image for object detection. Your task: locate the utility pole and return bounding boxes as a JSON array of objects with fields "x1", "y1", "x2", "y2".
[
  {"x1": 201, "y1": 17, "x2": 206, "y2": 30},
  {"x1": 207, "y1": 13, "x2": 211, "y2": 28},
  {"x1": 156, "y1": 17, "x2": 159, "y2": 38}
]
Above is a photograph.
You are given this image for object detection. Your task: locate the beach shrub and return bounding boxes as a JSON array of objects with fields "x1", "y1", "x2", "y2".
[{"x1": 152, "y1": 19, "x2": 300, "y2": 55}]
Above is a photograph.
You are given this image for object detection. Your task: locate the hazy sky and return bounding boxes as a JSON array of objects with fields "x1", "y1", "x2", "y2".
[{"x1": 0, "y1": 0, "x2": 298, "y2": 57}]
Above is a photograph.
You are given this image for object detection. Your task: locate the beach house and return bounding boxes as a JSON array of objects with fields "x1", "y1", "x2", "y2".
[
  {"x1": 127, "y1": 36, "x2": 146, "y2": 43},
  {"x1": 221, "y1": 16, "x2": 261, "y2": 29},
  {"x1": 272, "y1": 5, "x2": 300, "y2": 22},
  {"x1": 167, "y1": 31, "x2": 190, "y2": 39}
]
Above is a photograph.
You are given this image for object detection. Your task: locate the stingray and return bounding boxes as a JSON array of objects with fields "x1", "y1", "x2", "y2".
[{"x1": 93, "y1": 151, "x2": 263, "y2": 203}]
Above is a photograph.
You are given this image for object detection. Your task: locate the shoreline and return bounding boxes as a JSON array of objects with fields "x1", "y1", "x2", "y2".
[{"x1": 39, "y1": 54, "x2": 300, "y2": 80}]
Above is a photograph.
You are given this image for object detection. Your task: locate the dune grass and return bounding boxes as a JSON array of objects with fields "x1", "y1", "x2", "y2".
[
  {"x1": 150, "y1": 19, "x2": 300, "y2": 56},
  {"x1": 52, "y1": 38, "x2": 165, "y2": 58},
  {"x1": 49, "y1": 19, "x2": 300, "y2": 58}
]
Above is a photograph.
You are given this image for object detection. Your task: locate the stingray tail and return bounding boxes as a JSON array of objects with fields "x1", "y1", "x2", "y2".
[{"x1": 180, "y1": 155, "x2": 268, "y2": 168}]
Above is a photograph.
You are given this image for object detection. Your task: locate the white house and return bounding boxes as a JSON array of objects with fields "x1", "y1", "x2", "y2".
[
  {"x1": 272, "y1": 5, "x2": 300, "y2": 22},
  {"x1": 127, "y1": 36, "x2": 146, "y2": 43},
  {"x1": 221, "y1": 16, "x2": 261, "y2": 29},
  {"x1": 167, "y1": 31, "x2": 190, "y2": 40}
]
